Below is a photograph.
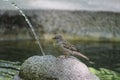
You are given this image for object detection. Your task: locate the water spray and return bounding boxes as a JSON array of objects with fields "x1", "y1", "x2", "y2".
[
  {"x1": 3, "y1": 0, "x2": 45, "y2": 56},
  {"x1": 11, "y1": 2, "x2": 45, "y2": 56}
]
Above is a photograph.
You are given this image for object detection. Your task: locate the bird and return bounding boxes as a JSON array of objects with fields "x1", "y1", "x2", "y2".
[{"x1": 52, "y1": 35, "x2": 89, "y2": 60}]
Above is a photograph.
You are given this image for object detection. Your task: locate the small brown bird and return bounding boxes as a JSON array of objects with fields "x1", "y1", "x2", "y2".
[{"x1": 53, "y1": 35, "x2": 89, "y2": 60}]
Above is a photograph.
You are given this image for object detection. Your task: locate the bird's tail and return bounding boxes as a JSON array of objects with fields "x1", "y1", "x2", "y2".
[{"x1": 73, "y1": 51, "x2": 89, "y2": 60}]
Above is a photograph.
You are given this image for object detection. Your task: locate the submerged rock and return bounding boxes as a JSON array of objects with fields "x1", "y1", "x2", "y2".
[{"x1": 16, "y1": 55, "x2": 99, "y2": 80}]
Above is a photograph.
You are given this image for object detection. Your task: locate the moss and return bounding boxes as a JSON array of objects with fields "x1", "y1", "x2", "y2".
[
  {"x1": 0, "y1": 77, "x2": 11, "y2": 80},
  {"x1": 89, "y1": 67, "x2": 120, "y2": 80}
]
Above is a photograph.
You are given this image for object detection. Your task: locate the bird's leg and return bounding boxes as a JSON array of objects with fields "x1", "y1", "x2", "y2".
[
  {"x1": 59, "y1": 55, "x2": 66, "y2": 58},
  {"x1": 64, "y1": 51, "x2": 70, "y2": 58},
  {"x1": 59, "y1": 51, "x2": 70, "y2": 58}
]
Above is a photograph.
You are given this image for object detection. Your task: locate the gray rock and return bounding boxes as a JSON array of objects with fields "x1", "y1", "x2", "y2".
[{"x1": 18, "y1": 55, "x2": 99, "y2": 80}]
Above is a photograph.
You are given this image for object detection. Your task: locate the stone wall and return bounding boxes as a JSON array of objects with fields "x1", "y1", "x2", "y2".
[{"x1": 0, "y1": 10, "x2": 120, "y2": 41}]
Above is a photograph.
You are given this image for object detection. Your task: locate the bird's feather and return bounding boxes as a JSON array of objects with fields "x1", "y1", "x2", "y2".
[
  {"x1": 62, "y1": 40, "x2": 78, "y2": 51},
  {"x1": 53, "y1": 35, "x2": 89, "y2": 60},
  {"x1": 62, "y1": 40, "x2": 89, "y2": 60}
]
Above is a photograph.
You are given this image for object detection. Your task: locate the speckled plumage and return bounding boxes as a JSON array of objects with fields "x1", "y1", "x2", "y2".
[{"x1": 53, "y1": 35, "x2": 89, "y2": 60}]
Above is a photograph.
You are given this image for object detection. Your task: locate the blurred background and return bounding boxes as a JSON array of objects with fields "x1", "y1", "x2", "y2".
[{"x1": 0, "y1": 0, "x2": 120, "y2": 80}]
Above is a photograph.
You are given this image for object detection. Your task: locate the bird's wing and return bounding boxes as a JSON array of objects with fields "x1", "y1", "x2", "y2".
[
  {"x1": 62, "y1": 40, "x2": 78, "y2": 51},
  {"x1": 62, "y1": 40, "x2": 89, "y2": 60}
]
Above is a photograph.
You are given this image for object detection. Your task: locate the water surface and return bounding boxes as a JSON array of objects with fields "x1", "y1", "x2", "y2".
[{"x1": 0, "y1": 40, "x2": 120, "y2": 79}]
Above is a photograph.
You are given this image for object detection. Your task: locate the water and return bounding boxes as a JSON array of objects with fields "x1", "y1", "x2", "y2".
[
  {"x1": 11, "y1": 2, "x2": 45, "y2": 56},
  {"x1": 0, "y1": 40, "x2": 120, "y2": 79}
]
